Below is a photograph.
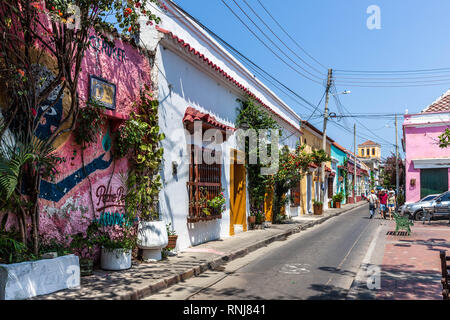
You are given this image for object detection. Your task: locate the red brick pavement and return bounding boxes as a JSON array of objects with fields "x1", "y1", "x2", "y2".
[{"x1": 376, "y1": 220, "x2": 450, "y2": 300}]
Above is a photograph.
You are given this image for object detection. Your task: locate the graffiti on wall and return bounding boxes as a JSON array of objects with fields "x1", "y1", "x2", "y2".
[
  {"x1": 89, "y1": 35, "x2": 126, "y2": 62},
  {"x1": 95, "y1": 184, "x2": 125, "y2": 212},
  {"x1": 39, "y1": 153, "x2": 113, "y2": 202}
]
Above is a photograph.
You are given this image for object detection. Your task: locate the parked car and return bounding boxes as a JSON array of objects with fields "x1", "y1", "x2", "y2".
[
  {"x1": 401, "y1": 194, "x2": 440, "y2": 220},
  {"x1": 421, "y1": 191, "x2": 450, "y2": 221}
]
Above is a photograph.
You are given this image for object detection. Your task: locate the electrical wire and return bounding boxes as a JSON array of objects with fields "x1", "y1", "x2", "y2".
[
  {"x1": 220, "y1": 0, "x2": 324, "y2": 85},
  {"x1": 335, "y1": 67, "x2": 450, "y2": 74},
  {"x1": 169, "y1": 0, "x2": 323, "y2": 115},
  {"x1": 255, "y1": 0, "x2": 328, "y2": 71},
  {"x1": 241, "y1": 0, "x2": 325, "y2": 77},
  {"x1": 331, "y1": 86, "x2": 398, "y2": 148}
]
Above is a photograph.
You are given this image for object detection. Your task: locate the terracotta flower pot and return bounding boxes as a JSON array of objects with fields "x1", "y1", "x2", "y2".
[
  {"x1": 166, "y1": 235, "x2": 178, "y2": 249},
  {"x1": 313, "y1": 204, "x2": 323, "y2": 215},
  {"x1": 248, "y1": 215, "x2": 256, "y2": 224},
  {"x1": 334, "y1": 201, "x2": 341, "y2": 209}
]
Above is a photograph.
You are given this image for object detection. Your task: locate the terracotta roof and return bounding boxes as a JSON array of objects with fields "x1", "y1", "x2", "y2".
[
  {"x1": 308, "y1": 162, "x2": 318, "y2": 169},
  {"x1": 332, "y1": 141, "x2": 347, "y2": 153},
  {"x1": 422, "y1": 89, "x2": 450, "y2": 113},
  {"x1": 156, "y1": 26, "x2": 303, "y2": 135},
  {"x1": 183, "y1": 107, "x2": 235, "y2": 132},
  {"x1": 358, "y1": 140, "x2": 380, "y2": 147}
]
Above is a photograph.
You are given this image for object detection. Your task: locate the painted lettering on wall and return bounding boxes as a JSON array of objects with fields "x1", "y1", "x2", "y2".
[
  {"x1": 94, "y1": 212, "x2": 135, "y2": 227},
  {"x1": 96, "y1": 185, "x2": 125, "y2": 212},
  {"x1": 89, "y1": 35, "x2": 126, "y2": 62}
]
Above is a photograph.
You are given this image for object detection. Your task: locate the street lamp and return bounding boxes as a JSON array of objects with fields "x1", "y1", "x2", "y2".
[{"x1": 331, "y1": 90, "x2": 351, "y2": 96}]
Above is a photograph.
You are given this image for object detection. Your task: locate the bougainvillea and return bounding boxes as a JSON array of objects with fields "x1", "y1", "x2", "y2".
[{"x1": 271, "y1": 145, "x2": 312, "y2": 223}]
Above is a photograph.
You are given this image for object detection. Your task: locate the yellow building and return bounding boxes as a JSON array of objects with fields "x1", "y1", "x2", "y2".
[
  {"x1": 264, "y1": 121, "x2": 335, "y2": 220},
  {"x1": 358, "y1": 140, "x2": 381, "y2": 160},
  {"x1": 297, "y1": 121, "x2": 334, "y2": 215}
]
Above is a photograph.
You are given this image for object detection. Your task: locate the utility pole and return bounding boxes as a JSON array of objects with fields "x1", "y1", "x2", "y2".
[
  {"x1": 395, "y1": 114, "x2": 399, "y2": 196},
  {"x1": 354, "y1": 123, "x2": 357, "y2": 203},
  {"x1": 320, "y1": 68, "x2": 333, "y2": 204}
]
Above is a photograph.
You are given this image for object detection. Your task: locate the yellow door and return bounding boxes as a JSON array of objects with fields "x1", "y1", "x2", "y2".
[
  {"x1": 230, "y1": 150, "x2": 247, "y2": 236},
  {"x1": 264, "y1": 184, "x2": 273, "y2": 222}
]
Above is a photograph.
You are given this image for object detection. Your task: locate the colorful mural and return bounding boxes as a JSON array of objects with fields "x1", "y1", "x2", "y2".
[{"x1": 35, "y1": 32, "x2": 152, "y2": 244}]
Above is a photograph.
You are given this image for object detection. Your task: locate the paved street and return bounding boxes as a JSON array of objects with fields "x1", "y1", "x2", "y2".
[{"x1": 147, "y1": 204, "x2": 386, "y2": 300}]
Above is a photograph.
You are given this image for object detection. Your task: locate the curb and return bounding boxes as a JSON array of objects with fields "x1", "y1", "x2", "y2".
[{"x1": 123, "y1": 201, "x2": 368, "y2": 300}]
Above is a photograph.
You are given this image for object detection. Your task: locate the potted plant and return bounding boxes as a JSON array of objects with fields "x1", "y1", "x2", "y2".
[
  {"x1": 165, "y1": 223, "x2": 178, "y2": 250},
  {"x1": 207, "y1": 190, "x2": 226, "y2": 216},
  {"x1": 313, "y1": 200, "x2": 323, "y2": 215},
  {"x1": 70, "y1": 223, "x2": 100, "y2": 276},
  {"x1": 248, "y1": 213, "x2": 256, "y2": 225},
  {"x1": 255, "y1": 211, "x2": 265, "y2": 229},
  {"x1": 98, "y1": 214, "x2": 137, "y2": 271},
  {"x1": 332, "y1": 192, "x2": 344, "y2": 209}
]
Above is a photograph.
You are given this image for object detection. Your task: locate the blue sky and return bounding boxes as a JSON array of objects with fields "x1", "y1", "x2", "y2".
[{"x1": 173, "y1": 0, "x2": 450, "y2": 158}]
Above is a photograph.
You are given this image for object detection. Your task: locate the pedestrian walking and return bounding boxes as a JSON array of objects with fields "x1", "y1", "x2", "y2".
[
  {"x1": 368, "y1": 190, "x2": 379, "y2": 219},
  {"x1": 378, "y1": 189, "x2": 388, "y2": 219},
  {"x1": 387, "y1": 190, "x2": 396, "y2": 220}
]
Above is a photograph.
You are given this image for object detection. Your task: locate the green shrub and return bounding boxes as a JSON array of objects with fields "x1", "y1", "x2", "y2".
[{"x1": 0, "y1": 231, "x2": 33, "y2": 264}]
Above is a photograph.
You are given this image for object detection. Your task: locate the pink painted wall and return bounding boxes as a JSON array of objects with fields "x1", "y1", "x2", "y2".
[
  {"x1": 36, "y1": 34, "x2": 151, "y2": 246},
  {"x1": 404, "y1": 121, "x2": 450, "y2": 203}
]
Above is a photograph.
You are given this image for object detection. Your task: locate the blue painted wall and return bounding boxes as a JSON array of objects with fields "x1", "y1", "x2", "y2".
[{"x1": 331, "y1": 145, "x2": 347, "y2": 203}]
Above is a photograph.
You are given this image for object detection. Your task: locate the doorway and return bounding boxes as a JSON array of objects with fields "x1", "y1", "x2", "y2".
[
  {"x1": 230, "y1": 149, "x2": 247, "y2": 236},
  {"x1": 306, "y1": 174, "x2": 312, "y2": 213}
]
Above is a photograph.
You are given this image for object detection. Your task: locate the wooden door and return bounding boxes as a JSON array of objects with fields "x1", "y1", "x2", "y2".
[
  {"x1": 230, "y1": 150, "x2": 247, "y2": 236},
  {"x1": 264, "y1": 184, "x2": 274, "y2": 222}
]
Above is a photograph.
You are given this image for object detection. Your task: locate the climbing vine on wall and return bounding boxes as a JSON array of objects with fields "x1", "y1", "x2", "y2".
[
  {"x1": 235, "y1": 98, "x2": 279, "y2": 216},
  {"x1": 74, "y1": 99, "x2": 106, "y2": 148},
  {"x1": 115, "y1": 84, "x2": 164, "y2": 222}
]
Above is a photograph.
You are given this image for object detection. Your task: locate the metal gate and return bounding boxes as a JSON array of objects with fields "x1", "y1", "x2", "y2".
[{"x1": 420, "y1": 168, "x2": 448, "y2": 199}]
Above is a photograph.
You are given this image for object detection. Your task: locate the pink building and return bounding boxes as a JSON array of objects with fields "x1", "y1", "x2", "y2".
[
  {"x1": 32, "y1": 33, "x2": 152, "y2": 244},
  {"x1": 403, "y1": 90, "x2": 450, "y2": 203}
]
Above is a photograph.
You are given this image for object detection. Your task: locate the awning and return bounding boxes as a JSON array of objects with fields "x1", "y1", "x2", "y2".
[{"x1": 183, "y1": 107, "x2": 236, "y2": 140}]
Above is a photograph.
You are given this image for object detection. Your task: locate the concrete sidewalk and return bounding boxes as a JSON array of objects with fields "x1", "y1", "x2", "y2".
[
  {"x1": 347, "y1": 218, "x2": 450, "y2": 300},
  {"x1": 34, "y1": 201, "x2": 367, "y2": 300}
]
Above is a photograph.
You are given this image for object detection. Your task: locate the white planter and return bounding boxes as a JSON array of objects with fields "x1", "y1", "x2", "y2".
[
  {"x1": 100, "y1": 248, "x2": 132, "y2": 271},
  {"x1": 0, "y1": 254, "x2": 80, "y2": 300},
  {"x1": 137, "y1": 220, "x2": 168, "y2": 261}
]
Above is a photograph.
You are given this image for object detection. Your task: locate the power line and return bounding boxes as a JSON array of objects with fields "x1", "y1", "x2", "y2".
[
  {"x1": 169, "y1": 0, "x2": 323, "y2": 116},
  {"x1": 334, "y1": 72, "x2": 450, "y2": 81},
  {"x1": 220, "y1": 0, "x2": 324, "y2": 85},
  {"x1": 331, "y1": 86, "x2": 397, "y2": 148},
  {"x1": 255, "y1": 0, "x2": 328, "y2": 71},
  {"x1": 305, "y1": 90, "x2": 326, "y2": 123},
  {"x1": 241, "y1": 0, "x2": 325, "y2": 77},
  {"x1": 335, "y1": 67, "x2": 450, "y2": 74}
]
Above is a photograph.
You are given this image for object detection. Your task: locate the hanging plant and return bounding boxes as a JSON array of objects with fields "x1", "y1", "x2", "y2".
[
  {"x1": 235, "y1": 98, "x2": 279, "y2": 215},
  {"x1": 115, "y1": 84, "x2": 164, "y2": 222},
  {"x1": 73, "y1": 99, "x2": 106, "y2": 148}
]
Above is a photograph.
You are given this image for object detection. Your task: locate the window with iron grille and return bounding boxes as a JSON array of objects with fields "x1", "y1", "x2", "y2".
[{"x1": 187, "y1": 145, "x2": 222, "y2": 223}]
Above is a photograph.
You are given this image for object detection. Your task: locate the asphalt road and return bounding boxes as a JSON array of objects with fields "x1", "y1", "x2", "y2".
[{"x1": 147, "y1": 204, "x2": 385, "y2": 300}]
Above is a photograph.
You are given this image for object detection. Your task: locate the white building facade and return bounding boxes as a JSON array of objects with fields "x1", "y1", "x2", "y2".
[{"x1": 140, "y1": 1, "x2": 303, "y2": 251}]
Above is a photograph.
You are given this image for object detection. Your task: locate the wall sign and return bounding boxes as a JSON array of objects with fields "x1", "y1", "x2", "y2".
[
  {"x1": 89, "y1": 75, "x2": 116, "y2": 110},
  {"x1": 89, "y1": 35, "x2": 126, "y2": 62}
]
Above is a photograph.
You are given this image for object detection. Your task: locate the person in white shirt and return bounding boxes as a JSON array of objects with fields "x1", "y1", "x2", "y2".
[{"x1": 368, "y1": 190, "x2": 379, "y2": 219}]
